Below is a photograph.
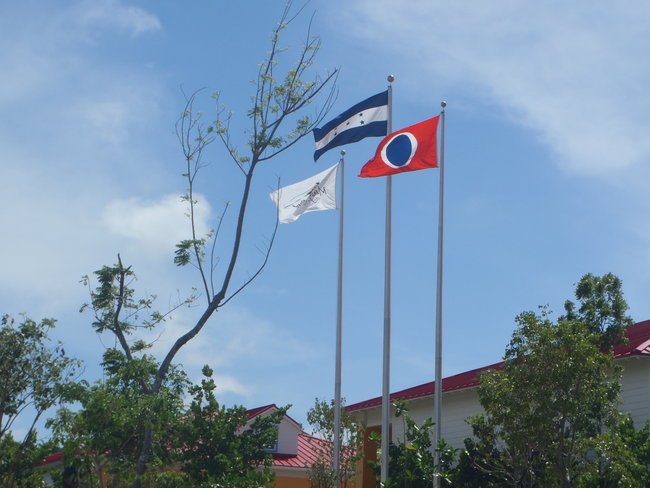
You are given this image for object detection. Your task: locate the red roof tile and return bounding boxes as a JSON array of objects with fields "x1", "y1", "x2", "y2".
[
  {"x1": 245, "y1": 404, "x2": 302, "y2": 430},
  {"x1": 614, "y1": 320, "x2": 650, "y2": 357},
  {"x1": 272, "y1": 433, "x2": 330, "y2": 469},
  {"x1": 347, "y1": 320, "x2": 650, "y2": 412},
  {"x1": 38, "y1": 404, "x2": 306, "y2": 468},
  {"x1": 35, "y1": 451, "x2": 65, "y2": 467},
  {"x1": 246, "y1": 404, "x2": 276, "y2": 418},
  {"x1": 38, "y1": 436, "x2": 329, "y2": 471}
]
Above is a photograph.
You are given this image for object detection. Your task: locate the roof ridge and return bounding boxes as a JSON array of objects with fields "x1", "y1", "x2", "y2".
[{"x1": 346, "y1": 320, "x2": 650, "y2": 412}]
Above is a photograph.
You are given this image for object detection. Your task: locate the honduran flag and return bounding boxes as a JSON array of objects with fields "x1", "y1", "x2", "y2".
[
  {"x1": 312, "y1": 91, "x2": 388, "y2": 161},
  {"x1": 359, "y1": 116, "x2": 439, "y2": 178}
]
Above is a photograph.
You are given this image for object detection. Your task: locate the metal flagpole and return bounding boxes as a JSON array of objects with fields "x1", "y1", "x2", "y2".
[
  {"x1": 333, "y1": 151, "x2": 345, "y2": 485},
  {"x1": 433, "y1": 101, "x2": 446, "y2": 488},
  {"x1": 381, "y1": 75, "x2": 394, "y2": 485}
]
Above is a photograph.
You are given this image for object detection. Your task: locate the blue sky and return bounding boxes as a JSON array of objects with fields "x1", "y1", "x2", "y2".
[{"x1": 2, "y1": 0, "x2": 650, "y2": 436}]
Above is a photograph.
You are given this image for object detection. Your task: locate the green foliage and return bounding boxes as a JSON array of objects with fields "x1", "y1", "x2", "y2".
[
  {"x1": 563, "y1": 272, "x2": 634, "y2": 351},
  {"x1": 80, "y1": 257, "x2": 193, "y2": 339},
  {"x1": 0, "y1": 432, "x2": 54, "y2": 488},
  {"x1": 368, "y1": 401, "x2": 456, "y2": 488},
  {"x1": 173, "y1": 366, "x2": 286, "y2": 488},
  {"x1": 173, "y1": 239, "x2": 205, "y2": 267},
  {"x1": 0, "y1": 314, "x2": 82, "y2": 437},
  {"x1": 460, "y1": 273, "x2": 642, "y2": 487},
  {"x1": 48, "y1": 352, "x2": 188, "y2": 487},
  {"x1": 468, "y1": 310, "x2": 621, "y2": 486},
  {"x1": 307, "y1": 458, "x2": 337, "y2": 488},
  {"x1": 455, "y1": 416, "x2": 512, "y2": 488},
  {"x1": 0, "y1": 314, "x2": 81, "y2": 485},
  {"x1": 306, "y1": 398, "x2": 364, "y2": 488},
  {"x1": 575, "y1": 414, "x2": 650, "y2": 487},
  {"x1": 48, "y1": 362, "x2": 292, "y2": 487}
]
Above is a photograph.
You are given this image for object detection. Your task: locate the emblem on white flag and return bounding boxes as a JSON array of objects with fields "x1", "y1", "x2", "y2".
[{"x1": 270, "y1": 163, "x2": 339, "y2": 223}]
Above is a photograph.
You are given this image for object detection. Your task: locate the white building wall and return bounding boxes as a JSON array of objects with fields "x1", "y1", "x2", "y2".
[
  {"x1": 439, "y1": 389, "x2": 484, "y2": 448},
  {"x1": 353, "y1": 390, "x2": 483, "y2": 450},
  {"x1": 619, "y1": 356, "x2": 650, "y2": 429},
  {"x1": 353, "y1": 356, "x2": 650, "y2": 450},
  {"x1": 248, "y1": 408, "x2": 300, "y2": 455},
  {"x1": 276, "y1": 415, "x2": 299, "y2": 455},
  {"x1": 387, "y1": 391, "x2": 483, "y2": 449}
]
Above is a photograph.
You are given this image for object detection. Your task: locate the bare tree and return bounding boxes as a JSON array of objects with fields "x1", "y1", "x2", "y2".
[{"x1": 79, "y1": 4, "x2": 337, "y2": 486}]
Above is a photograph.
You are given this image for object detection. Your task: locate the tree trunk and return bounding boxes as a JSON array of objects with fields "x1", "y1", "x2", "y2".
[{"x1": 134, "y1": 425, "x2": 153, "y2": 488}]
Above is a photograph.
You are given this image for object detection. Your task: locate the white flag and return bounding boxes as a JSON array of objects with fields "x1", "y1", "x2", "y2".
[{"x1": 270, "y1": 163, "x2": 339, "y2": 223}]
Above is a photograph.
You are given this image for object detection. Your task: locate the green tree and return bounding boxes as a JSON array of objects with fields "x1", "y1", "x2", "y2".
[
  {"x1": 0, "y1": 433, "x2": 57, "y2": 488},
  {"x1": 78, "y1": 3, "x2": 336, "y2": 485},
  {"x1": 563, "y1": 272, "x2": 634, "y2": 351},
  {"x1": 306, "y1": 398, "x2": 364, "y2": 488},
  {"x1": 0, "y1": 314, "x2": 81, "y2": 486},
  {"x1": 368, "y1": 401, "x2": 455, "y2": 488},
  {"x1": 460, "y1": 273, "x2": 642, "y2": 487},
  {"x1": 455, "y1": 415, "x2": 515, "y2": 488},
  {"x1": 575, "y1": 413, "x2": 650, "y2": 487},
  {"x1": 468, "y1": 310, "x2": 621, "y2": 487},
  {"x1": 173, "y1": 366, "x2": 286, "y2": 488},
  {"x1": 48, "y1": 351, "x2": 188, "y2": 488}
]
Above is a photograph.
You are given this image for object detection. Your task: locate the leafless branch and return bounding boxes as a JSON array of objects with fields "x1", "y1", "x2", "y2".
[
  {"x1": 213, "y1": 97, "x2": 248, "y2": 176},
  {"x1": 210, "y1": 201, "x2": 231, "y2": 297},
  {"x1": 134, "y1": 4, "x2": 337, "y2": 481},
  {"x1": 176, "y1": 91, "x2": 215, "y2": 302},
  {"x1": 220, "y1": 211, "x2": 279, "y2": 308}
]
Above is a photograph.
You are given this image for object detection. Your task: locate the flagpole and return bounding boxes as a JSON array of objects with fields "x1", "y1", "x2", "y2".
[
  {"x1": 381, "y1": 75, "x2": 394, "y2": 485},
  {"x1": 433, "y1": 101, "x2": 446, "y2": 488},
  {"x1": 334, "y1": 151, "x2": 345, "y2": 484}
]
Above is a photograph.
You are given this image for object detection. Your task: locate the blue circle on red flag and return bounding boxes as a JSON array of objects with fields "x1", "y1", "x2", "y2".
[{"x1": 381, "y1": 132, "x2": 417, "y2": 169}]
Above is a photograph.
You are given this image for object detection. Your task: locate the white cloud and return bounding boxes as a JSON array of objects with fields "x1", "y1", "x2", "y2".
[
  {"x1": 168, "y1": 305, "x2": 314, "y2": 369},
  {"x1": 347, "y1": 0, "x2": 650, "y2": 177},
  {"x1": 213, "y1": 307, "x2": 317, "y2": 367},
  {"x1": 0, "y1": 0, "x2": 169, "y2": 317},
  {"x1": 0, "y1": 1, "x2": 161, "y2": 107},
  {"x1": 78, "y1": 0, "x2": 161, "y2": 36},
  {"x1": 78, "y1": 99, "x2": 131, "y2": 144},
  {"x1": 136, "y1": 304, "x2": 317, "y2": 399},
  {"x1": 0, "y1": 157, "x2": 111, "y2": 310},
  {"x1": 211, "y1": 374, "x2": 250, "y2": 397},
  {"x1": 103, "y1": 193, "x2": 212, "y2": 259}
]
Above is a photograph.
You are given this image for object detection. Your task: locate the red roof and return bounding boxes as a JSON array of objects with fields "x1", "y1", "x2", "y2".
[
  {"x1": 347, "y1": 319, "x2": 650, "y2": 412},
  {"x1": 246, "y1": 404, "x2": 276, "y2": 419},
  {"x1": 35, "y1": 451, "x2": 65, "y2": 467},
  {"x1": 37, "y1": 435, "x2": 329, "y2": 471},
  {"x1": 245, "y1": 403, "x2": 302, "y2": 430},
  {"x1": 272, "y1": 433, "x2": 331, "y2": 469},
  {"x1": 38, "y1": 404, "x2": 305, "y2": 468},
  {"x1": 613, "y1": 320, "x2": 650, "y2": 357}
]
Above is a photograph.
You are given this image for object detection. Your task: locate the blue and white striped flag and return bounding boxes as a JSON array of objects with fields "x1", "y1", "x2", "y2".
[{"x1": 313, "y1": 91, "x2": 388, "y2": 161}]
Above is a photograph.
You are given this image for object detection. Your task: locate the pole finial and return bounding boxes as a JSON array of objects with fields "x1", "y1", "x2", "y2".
[
  {"x1": 387, "y1": 74, "x2": 395, "y2": 83},
  {"x1": 441, "y1": 100, "x2": 447, "y2": 108},
  {"x1": 340, "y1": 150, "x2": 346, "y2": 156}
]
